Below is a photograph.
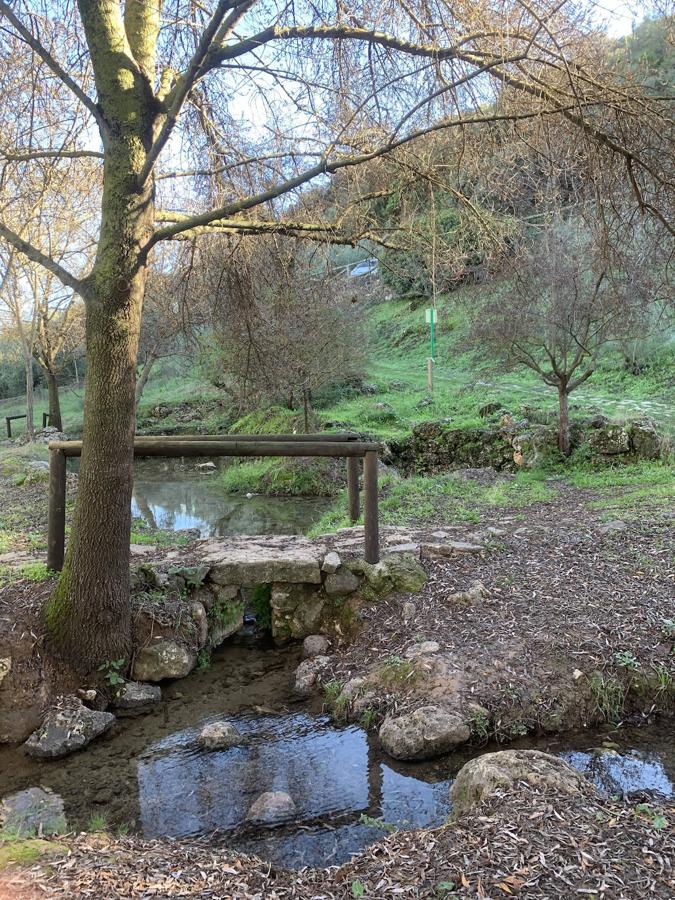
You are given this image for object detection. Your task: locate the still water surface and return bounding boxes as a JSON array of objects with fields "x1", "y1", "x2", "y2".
[{"x1": 1, "y1": 634, "x2": 672, "y2": 869}]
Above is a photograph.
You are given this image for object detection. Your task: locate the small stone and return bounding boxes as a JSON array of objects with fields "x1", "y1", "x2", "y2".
[
  {"x1": 324, "y1": 566, "x2": 361, "y2": 596},
  {"x1": 386, "y1": 542, "x2": 420, "y2": 555},
  {"x1": 130, "y1": 544, "x2": 154, "y2": 556},
  {"x1": 292, "y1": 656, "x2": 330, "y2": 696},
  {"x1": 246, "y1": 791, "x2": 296, "y2": 825},
  {"x1": 599, "y1": 520, "x2": 628, "y2": 534},
  {"x1": 190, "y1": 601, "x2": 209, "y2": 648},
  {"x1": 198, "y1": 720, "x2": 241, "y2": 751},
  {"x1": 341, "y1": 677, "x2": 366, "y2": 700},
  {"x1": 572, "y1": 669, "x2": 584, "y2": 681},
  {"x1": 405, "y1": 640, "x2": 440, "y2": 657},
  {"x1": 302, "y1": 635, "x2": 330, "y2": 659},
  {"x1": 0, "y1": 657, "x2": 11, "y2": 688},
  {"x1": 0, "y1": 787, "x2": 66, "y2": 837},
  {"x1": 448, "y1": 581, "x2": 488, "y2": 604},
  {"x1": 112, "y1": 682, "x2": 161, "y2": 716},
  {"x1": 402, "y1": 601, "x2": 417, "y2": 621},
  {"x1": 321, "y1": 551, "x2": 341, "y2": 574},
  {"x1": 24, "y1": 698, "x2": 115, "y2": 759},
  {"x1": 196, "y1": 461, "x2": 216, "y2": 471},
  {"x1": 421, "y1": 541, "x2": 483, "y2": 559},
  {"x1": 76, "y1": 689, "x2": 98, "y2": 703}
]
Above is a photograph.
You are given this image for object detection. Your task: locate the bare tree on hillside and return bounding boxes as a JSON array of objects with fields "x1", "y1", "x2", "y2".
[
  {"x1": 472, "y1": 224, "x2": 654, "y2": 455},
  {"x1": 0, "y1": 1, "x2": 672, "y2": 671},
  {"x1": 200, "y1": 237, "x2": 365, "y2": 429}
]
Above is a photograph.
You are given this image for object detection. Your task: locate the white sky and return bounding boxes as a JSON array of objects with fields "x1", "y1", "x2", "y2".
[{"x1": 592, "y1": 0, "x2": 645, "y2": 37}]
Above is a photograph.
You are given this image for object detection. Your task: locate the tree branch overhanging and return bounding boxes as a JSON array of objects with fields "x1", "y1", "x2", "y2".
[
  {"x1": 0, "y1": 1, "x2": 100, "y2": 126},
  {"x1": 0, "y1": 221, "x2": 84, "y2": 296}
]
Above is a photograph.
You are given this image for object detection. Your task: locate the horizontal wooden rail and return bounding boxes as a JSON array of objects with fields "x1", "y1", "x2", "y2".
[
  {"x1": 48, "y1": 439, "x2": 379, "y2": 458},
  {"x1": 46, "y1": 435, "x2": 380, "y2": 571},
  {"x1": 5, "y1": 412, "x2": 50, "y2": 437},
  {"x1": 131, "y1": 432, "x2": 360, "y2": 443}
]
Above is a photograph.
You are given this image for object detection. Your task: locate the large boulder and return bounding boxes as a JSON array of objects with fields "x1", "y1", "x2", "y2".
[
  {"x1": 24, "y1": 697, "x2": 115, "y2": 759},
  {"x1": 292, "y1": 655, "x2": 330, "y2": 696},
  {"x1": 587, "y1": 424, "x2": 631, "y2": 456},
  {"x1": 627, "y1": 418, "x2": 661, "y2": 460},
  {"x1": 0, "y1": 787, "x2": 66, "y2": 836},
  {"x1": 131, "y1": 640, "x2": 196, "y2": 682},
  {"x1": 379, "y1": 706, "x2": 471, "y2": 760},
  {"x1": 246, "y1": 791, "x2": 296, "y2": 826},
  {"x1": 348, "y1": 552, "x2": 426, "y2": 596},
  {"x1": 450, "y1": 749, "x2": 589, "y2": 816}
]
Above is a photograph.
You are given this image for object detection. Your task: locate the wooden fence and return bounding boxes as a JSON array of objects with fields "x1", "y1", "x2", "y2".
[{"x1": 47, "y1": 433, "x2": 381, "y2": 572}]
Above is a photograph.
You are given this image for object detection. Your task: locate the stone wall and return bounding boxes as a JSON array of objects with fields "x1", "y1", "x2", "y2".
[
  {"x1": 128, "y1": 536, "x2": 428, "y2": 682},
  {"x1": 389, "y1": 415, "x2": 667, "y2": 474}
]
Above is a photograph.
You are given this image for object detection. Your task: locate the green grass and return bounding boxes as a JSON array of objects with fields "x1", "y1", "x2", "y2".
[
  {"x1": 0, "y1": 835, "x2": 67, "y2": 868},
  {"x1": 310, "y1": 467, "x2": 560, "y2": 534},
  {"x1": 314, "y1": 291, "x2": 675, "y2": 439},
  {"x1": 218, "y1": 457, "x2": 340, "y2": 496},
  {"x1": 130, "y1": 520, "x2": 190, "y2": 547}
]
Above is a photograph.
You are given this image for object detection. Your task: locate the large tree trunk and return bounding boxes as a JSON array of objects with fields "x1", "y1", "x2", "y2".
[
  {"x1": 45, "y1": 369, "x2": 63, "y2": 431},
  {"x1": 557, "y1": 383, "x2": 571, "y2": 457},
  {"x1": 46, "y1": 130, "x2": 155, "y2": 673}
]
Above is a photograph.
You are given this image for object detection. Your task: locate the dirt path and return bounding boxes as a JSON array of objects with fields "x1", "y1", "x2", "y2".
[{"x1": 324, "y1": 485, "x2": 674, "y2": 738}]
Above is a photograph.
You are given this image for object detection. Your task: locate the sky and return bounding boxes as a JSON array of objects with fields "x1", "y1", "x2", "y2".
[{"x1": 592, "y1": 0, "x2": 646, "y2": 37}]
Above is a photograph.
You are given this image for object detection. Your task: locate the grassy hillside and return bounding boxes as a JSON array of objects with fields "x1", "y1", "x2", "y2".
[
  {"x1": 315, "y1": 288, "x2": 675, "y2": 439},
  {"x1": 1, "y1": 279, "x2": 673, "y2": 442}
]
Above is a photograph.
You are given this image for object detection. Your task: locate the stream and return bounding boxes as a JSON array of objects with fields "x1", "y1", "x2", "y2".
[
  {"x1": 1, "y1": 633, "x2": 673, "y2": 869},
  {"x1": 127, "y1": 458, "x2": 333, "y2": 538}
]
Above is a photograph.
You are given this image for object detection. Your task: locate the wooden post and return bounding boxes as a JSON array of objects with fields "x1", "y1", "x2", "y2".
[
  {"x1": 42, "y1": 412, "x2": 50, "y2": 429},
  {"x1": 47, "y1": 449, "x2": 66, "y2": 572},
  {"x1": 5, "y1": 417, "x2": 10, "y2": 439},
  {"x1": 363, "y1": 450, "x2": 379, "y2": 563},
  {"x1": 427, "y1": 357, "x2": 434, "y2": 392},
  {"x1": 347, "y1": 456, "x2": 360, "y2": 522}
]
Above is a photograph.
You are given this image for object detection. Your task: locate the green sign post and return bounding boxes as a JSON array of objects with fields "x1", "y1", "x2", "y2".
[{"x1": 425, "y1": 307, "x2": 437, "y2": 360}]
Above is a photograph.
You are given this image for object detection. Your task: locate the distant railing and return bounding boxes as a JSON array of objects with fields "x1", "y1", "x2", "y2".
[
  {"x1": 5, "y1": 412, "x2": 50, "y2": 437},
  {"x1": 47, "y1": 432, "x2": 381, "y2": 572}
]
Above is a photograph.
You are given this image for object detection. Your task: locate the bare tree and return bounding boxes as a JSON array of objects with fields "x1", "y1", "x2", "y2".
[
  {"x1": 472, "y1": 222, "x2": 654, "y2": 455},
  {"x1": 200, "y1": 236, "x2": 365, "y2": 428},
  {"x1": 0, "y1": 1, "x2": 672, "y2": 671}
]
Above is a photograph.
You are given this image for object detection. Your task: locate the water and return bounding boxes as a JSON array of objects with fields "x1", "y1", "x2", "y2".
[
  {"x1": 129, "y1": 458, "x2": 332, "y2": 538},
  {"x1": 1, "y1": 635, "x2": 673, "y2": 869}
]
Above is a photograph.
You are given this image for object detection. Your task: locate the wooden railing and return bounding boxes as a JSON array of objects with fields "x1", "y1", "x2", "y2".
[
  {"x1": 47, "y1": 433, "x2": 381, "y2": 572},
  {"x1": 6, "y1": 412, "x2": 50, "y2": 437}
]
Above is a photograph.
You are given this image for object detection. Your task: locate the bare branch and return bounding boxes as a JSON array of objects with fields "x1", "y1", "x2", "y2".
[
  {"x1": 0, "y1": 1, "x2": 100, "y2": 125},
  {"x1": 1, "y1": 149, "x2": 104, "y2": 162},
  {"x1": 0, "y1": 220, "x2": 84, "y2": 296}
]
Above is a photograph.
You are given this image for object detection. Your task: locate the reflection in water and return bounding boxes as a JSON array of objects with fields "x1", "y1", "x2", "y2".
[
  {"x1": 560, "y1": 749, "x2": 674, "y2": 797},
  {"x1": 130, "y1": 460, "x2": 332, "y2": 537},
  {"x1": 137, "y1": 712, "x2": 674, "y2": 869}
]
